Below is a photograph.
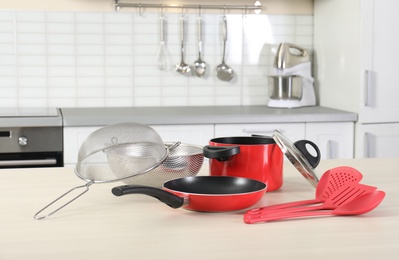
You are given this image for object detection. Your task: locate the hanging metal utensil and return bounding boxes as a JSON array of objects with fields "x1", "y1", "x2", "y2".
[
  {"x1": 155, "y1": 6, "x2": 172, "y2": 70},
  {"x1": 34, "y1": 123, "x2": 172, "y2": 220},
  {"x1": 175, "y1": 11, "x2": 191, "y2": 75},
  {"x1": 215, "y1": 14, "x2": 234, "y2": 81},
  {"x1": 193, "y1": 6, "x2": 207, "y2": 77}
]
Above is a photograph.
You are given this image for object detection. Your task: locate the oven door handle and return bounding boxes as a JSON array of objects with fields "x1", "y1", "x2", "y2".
[{"x1": 0, "y1": 158, "x2": 57, "y2": 167}]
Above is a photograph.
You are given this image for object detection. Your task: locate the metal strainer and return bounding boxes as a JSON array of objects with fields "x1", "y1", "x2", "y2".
[
  {"x1": 120, "y1": 143, "x2": 204, "y2": 188},
  {"x1": 34, "y1": 122, "x2": 170, "y2": 220}
]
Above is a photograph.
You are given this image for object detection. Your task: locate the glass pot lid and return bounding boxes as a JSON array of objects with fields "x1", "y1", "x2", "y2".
[{"x1": 273, "y1": 130, "x2": 320, "y2": 187}]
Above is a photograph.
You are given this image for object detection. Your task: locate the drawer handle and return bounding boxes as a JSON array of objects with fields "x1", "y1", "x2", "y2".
[
  {"x1": 364, "y1": 70, "x2": 372, "y2": 107},
  {"x1": 327, "y1": 140, "x2": 336, "y2": 159},
  {"x1": 0, "y1": 159, "x2": 57, "y2": 167},
  {"x1": 364, "y1": 132, "x2": 372, "y2": 158}
]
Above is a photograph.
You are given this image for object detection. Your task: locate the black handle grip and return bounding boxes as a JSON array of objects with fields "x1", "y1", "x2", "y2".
[
  {"x1": 294, "y1": 140, "x2": 321, "y2": 168},
  {"x1": 112, "y1": 185, "x2": 185, "y2": 209},
  {"x1": 203, "y1": 145, "x2": 240, "y2": 161}
]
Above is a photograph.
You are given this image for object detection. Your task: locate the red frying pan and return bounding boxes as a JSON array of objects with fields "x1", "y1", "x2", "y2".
[{"x1": 112, "y1": 176, "x2": 267, "y2": 212}]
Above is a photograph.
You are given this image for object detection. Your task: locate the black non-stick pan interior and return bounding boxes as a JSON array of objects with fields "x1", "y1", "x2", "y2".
[{"x1": 163, "y1": 176, "x2": 266, "y2": 195}]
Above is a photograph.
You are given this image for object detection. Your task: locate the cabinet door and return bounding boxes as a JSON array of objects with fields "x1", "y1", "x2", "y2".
[
  {"x1": 149, "y1": 124, "x2": 214, "y2": 146},
  {"x1": 356, "y1": 123, "x2": 399, "y2": 158},
  {"x1": 306, "y1": 122, "x2": 354, "y2": 159},
  {"x1": 360, "y1": 0, "x2": 399, "y2": 123},
  {"x1": 63, "y1": 126, "x2": 103, "y2": 165},
  {"x1": 214, "y1": 123, "x2": 305, "y2": 141}
]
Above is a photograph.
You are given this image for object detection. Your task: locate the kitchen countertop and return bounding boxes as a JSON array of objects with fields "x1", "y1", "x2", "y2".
[
  {"x1": 0, "y1": 108, "x2": 62, "y2": 127},
  {"x1": 0, "y1": 158, "x2": 397, "y2": 260},
  {"x1": 61, "y1": 106, "x2": 357, "y2": 126}
]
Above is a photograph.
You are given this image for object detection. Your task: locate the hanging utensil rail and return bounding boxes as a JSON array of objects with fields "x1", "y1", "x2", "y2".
[{"x1": 114, "y1": 0, "x2": 262, "y2": 13}]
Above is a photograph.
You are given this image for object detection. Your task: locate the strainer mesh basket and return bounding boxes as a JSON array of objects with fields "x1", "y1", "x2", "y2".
[{"x1": 75, "y1": 122, "x2": 167, "y2": 183}]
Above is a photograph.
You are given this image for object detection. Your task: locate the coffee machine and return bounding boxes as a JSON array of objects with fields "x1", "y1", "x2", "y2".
[{"x1": 267, "y1": 43, "x2": 316, "y2": 108}]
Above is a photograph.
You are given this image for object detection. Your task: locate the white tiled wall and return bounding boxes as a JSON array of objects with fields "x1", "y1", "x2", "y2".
[{"x1": 0, "y1": 11, "x2": 313, "y2": 108}]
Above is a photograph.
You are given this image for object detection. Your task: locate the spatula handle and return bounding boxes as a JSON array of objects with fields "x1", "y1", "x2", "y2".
[
  {"x1": 244, "y1": 209, "x2": 332, "y2": 224},
  {"x1": 245, "y1": 198, "x2": 320, "y2": 215}
]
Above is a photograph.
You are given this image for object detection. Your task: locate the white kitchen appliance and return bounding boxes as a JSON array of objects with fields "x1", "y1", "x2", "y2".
[{"x1": 267, "y1": 43, "x2": 316, "y2": 108}]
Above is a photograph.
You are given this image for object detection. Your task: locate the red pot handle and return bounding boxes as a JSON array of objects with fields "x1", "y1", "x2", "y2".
[
  {"x1": 294, "y1": 140, "x2": 321, "y2": 168},
  {"x1": 203, "y1": 145, "x2": 240, "y2": 161}
]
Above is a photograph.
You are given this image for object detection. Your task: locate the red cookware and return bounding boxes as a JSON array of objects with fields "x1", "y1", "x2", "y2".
[
  {"x1": 112, "y1": 176, "x2": 267, "y2": 212},
  {"x1": 203, "y1": 136, "x2": 283, "y2": 191},
  {"x1": 203, "y1": 131, "x2": 321, "y2": 190}
]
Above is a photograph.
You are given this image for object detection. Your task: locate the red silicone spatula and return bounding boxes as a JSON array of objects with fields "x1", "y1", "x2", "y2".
[
  {"x1": 244, "y1": 182, "x2": 377, "y2": 223},
  {"x1": 246, "y1": 166, "x2": 363, "y2": 215},
  {"x1": 244, "y1": 190, "x2": 385, "y2": 224}
]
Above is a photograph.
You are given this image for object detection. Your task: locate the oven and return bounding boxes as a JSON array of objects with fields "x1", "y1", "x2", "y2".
[{"x1": 0, "y1": 108, "x2": 63, "y2": 168}]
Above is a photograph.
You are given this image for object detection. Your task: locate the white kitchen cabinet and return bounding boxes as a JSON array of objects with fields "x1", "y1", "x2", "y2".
[
  {"x1": 215, "y1": 122, "x2": 354, "y2": 159},
  {"x1": 305, "y1": 122, "x2": 354, "y2": 159},
  {"x1": 63, "y1": 124, "x2": 214, "y2": 165},
  {"x1": 314, "y1": 0, "x2": 399, "y2": 158},
  {"x1": 356, "y1": 123, "x2": 399, "y2": 158},
  {"x1": 63, "y1": 126, "x2": 103, "y2": 165},
  {"x1": 214, "y1": 123, "x2": 306, "y2": 142},
  {"x1": 149, "y1": 125, "x2": 214, "y2": 146}
]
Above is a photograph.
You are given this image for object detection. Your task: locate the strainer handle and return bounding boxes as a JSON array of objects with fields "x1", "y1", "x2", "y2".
[
  {"x1": 165, "y1": 141, "x2": 181, "y2": 150},
  {"x1": 33, "y1": 181, "x2": 94, "y2": 220}
]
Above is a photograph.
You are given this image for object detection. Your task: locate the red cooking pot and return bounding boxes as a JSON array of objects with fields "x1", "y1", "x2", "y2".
[
  {"x1": 203, "y1": 136, "x2": 284, "y2": 191},
  {"x1": 112, "y1": 176, "x2": 267, "y2": 212}
]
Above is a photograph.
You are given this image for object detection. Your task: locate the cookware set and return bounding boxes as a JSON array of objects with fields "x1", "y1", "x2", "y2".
[{"x1": 34, "y1": 123, "x2": 385, "y2": 222}]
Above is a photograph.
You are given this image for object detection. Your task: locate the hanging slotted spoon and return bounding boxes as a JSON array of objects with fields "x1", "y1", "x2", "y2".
[
  {"x1": 244, "y1": 190, "x2": 385, "y2": 223},
  {"x1": 34, "y1": 123, "x2": 171, "y2": 220},
  {"x1": 175, "y1": 14, "x2": 191, "y2": 75},
  {"x1": 246, "y1": 166, "x2": 364, "y2": 215},
  {"x1": 193, "y1": 7, "x2": 206, "y2": 77}
]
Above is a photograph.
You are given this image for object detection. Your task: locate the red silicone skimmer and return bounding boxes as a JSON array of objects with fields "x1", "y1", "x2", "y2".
[
  {"x1": 245, "y1": 166, "x2": 364, "y2": 215},
  {"x1": 244, "y1": 182, "x2": 377, "y2": 223},
  {"x1": 244, "y1": 190, "x2": 385, "y2": 223}
]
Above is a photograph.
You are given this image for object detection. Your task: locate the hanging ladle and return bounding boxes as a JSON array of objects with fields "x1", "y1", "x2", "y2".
[
  {"x1": 244, "y1": 190, "x2": 385, "y2": 223},
  {"x1": 215, "y1": 14, "x2": 234, "y2": 81},
  {"x1": 193, "y1": 6, "x2": 206, "y2": 77},
  {"x1": 175, "y1": 11, "x2": 191, "y2": 75}
]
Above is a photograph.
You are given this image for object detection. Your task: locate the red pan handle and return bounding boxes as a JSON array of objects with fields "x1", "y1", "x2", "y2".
[{"x1": 112, "y1": 185, "x2": 185, "y2": 209}]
